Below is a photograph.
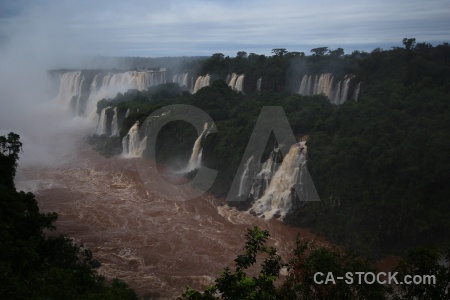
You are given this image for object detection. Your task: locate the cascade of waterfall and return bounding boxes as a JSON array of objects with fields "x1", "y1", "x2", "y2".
[
  {"x1": 228, "y1": 73, "x2": 238, "y2": 89},
  {"x1": 257, "y1": 77, "x2": 262, "y2": 92},
  {"x1": 56, "y1": 72, "x2": 83, "y2": 109},
  {"x1": 238, "y1": 155, "x2": 254, "y2": 197},
  {"x1": 173, "y1": 73, "x2": 192, "y2": 91},
  {"x1": 187, "y1": 123, "x2": 209, "y2": 170},
  {"x1": 315, "y1": 73, "x2": 333, "y2": 96},
  {"x1": 227, "y1": 73, "x2": 245, "y2": 92},
  {"x1": 299, "y1": 75, "x2": 309, "y2": 96},
  {"x1": 353, "y1": 82, "x2": 361, "y2": 102},
  {"x1": 96, "y1": 107, "x2": 111, "y2": 135},
  {"x1": 234, "y1": 74, "x2": 245, "y2": 92},
  {"x1": 299, "y1": 73, "x2": 357, "y2": 105},
  {"x1": 249, "y1": 142, "x2": 307, "y2": 219},
  {"x1": 125, "y1": 108, "x2": 130, "y2": 118},
  {"x1": 110, "y1": 107, "x2": 119, "y2": 136},
  {"x1": 193, "y1": 75, "x2": 210, "y2": 93},
  {"x1": 340, "y1": 75, "x2": 355, "y2": 104},
  {"x1": 122, "y1": 121, "x2": 147, "y2": 158},
  {"x1": 247, "y1": 149, "x2": 281, "y2": 201},
  {"x1": 57, "y1": 69, "x2": 167, "y2": 119},
  {"x1": 73, "y1": 76, "x2": 85, "y2": 115},
  {"x1": 331, "y1": 81, "x2": 342, "y2": 105}
]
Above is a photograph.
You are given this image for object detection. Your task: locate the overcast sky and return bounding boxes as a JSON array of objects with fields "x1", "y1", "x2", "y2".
[{"x1": 0, "y1": 0, "x2": 449, "y2": 61}]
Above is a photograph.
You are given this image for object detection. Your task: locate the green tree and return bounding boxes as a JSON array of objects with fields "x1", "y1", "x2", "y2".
[
  {"x1": 329, "y1": 47, "x2": 344, "y2": 57},
  {"x1": 393, "y1": 247, "x2": 450, "y2": 300},
  {"x1": 0, "y1": 133, "x2": 138, "y2": 299},
  {"x1": 402, "y1": 38, "x2": 416, "y2": 50},
  {"x1": 182, "y1": 227, "x2": 387, "y2": 299},
  {"x1": 237, "y1": 51, "x2": 248, "y2": 58},
  {"x1": 272, "y1": 48, "x2": 288, "y2": 57},
  {"x1": 310, "y1": 47, "x2": 328, "y2": 56}
]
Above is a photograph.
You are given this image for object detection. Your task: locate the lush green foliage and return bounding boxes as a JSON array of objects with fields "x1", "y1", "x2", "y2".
[
  {"x1": 0, "y1": 133, "x2": 137, "y2": 299},
  {"x1": 302, "y1": 42, "x2": 450, "y2": 256},
  {"x1": 182, "y1": 227, "x2": 387, "y2": 299},
  {"x1": 182, "y1": 227, "x2": 449, "y2": 299}
]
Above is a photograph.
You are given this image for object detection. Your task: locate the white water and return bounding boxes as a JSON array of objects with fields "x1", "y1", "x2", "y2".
[
  {"x1": 299, "y1": 73, "x2": 357, "y2": 104},
  {"x1": 228, "y1": 73, "x2": 245, "y2": 92},
  {"x1": 111, "y1": 107, "x2": 119, "y2": 137},
  {"x1": 234, "y1": 74, "x2": 245, "y2": 93},
  {"x1": 238, "y1": 155, "x2": 254, "y2": 197},
  {"x1": 353, "y1": 82, "x2": 361, "y2": 102},
  {"x1": 173, "y1": 73, "x2": 193, "y2": 92},
  {"x1": 193, "y1": 75, "x2": 210, "y2": 93},
  {"x1": 257, "y1": 77, "x2": 262, "y2": 92},
  {"x1": 228, "y1": 73, "x2": 238, "y2": 89},
  {"x1": 56, "y1": 70, "x2": 166, "y2": 118},
  {"x1": 56, "y1": 72, "x2": 82, "y2": 112},
  {"x1": 122, "y1": 121, "x2": 147, "y2": 158},
  {"x1": 96, "y1": 107, "x2": 110, "y2": 135},
  {"x1": 187, "y1": 123, "x2": 209, "y2": 170},
  {"x1": 250, "y1": 142, "x2": 307, "y2": 219}
]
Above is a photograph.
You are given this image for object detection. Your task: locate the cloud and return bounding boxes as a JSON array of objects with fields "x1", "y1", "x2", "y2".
[{"x1": 0, "y1": 0, "x2": 449, "y2": 57}]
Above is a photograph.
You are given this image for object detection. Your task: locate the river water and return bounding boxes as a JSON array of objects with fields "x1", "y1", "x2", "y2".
[{"x1": 15, "y1": 141, "x2": 324, "y2": 298}]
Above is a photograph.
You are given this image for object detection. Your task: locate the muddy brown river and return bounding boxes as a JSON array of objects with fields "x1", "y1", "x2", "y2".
[{"x1": 15, "y1": 141, "x2": 325, "y2": 298}]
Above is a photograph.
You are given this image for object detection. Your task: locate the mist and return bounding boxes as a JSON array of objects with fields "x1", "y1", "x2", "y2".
[{"x1": 0, "y1": 5, "x2": 93, "y2": 167}]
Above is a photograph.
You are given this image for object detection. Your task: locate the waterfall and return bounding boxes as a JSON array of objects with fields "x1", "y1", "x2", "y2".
[
  {"x1": 173, "y1": 73, "x2": 192, "y2": 91},
  {"x1": 122, "y1": 121, "x2": 147, "y2": 158},
  {"x1": 249, "y1": 142, "x2": 307, "y2": 219},
  {"x1": 187, "y1": 122, "x2": 209, "y2": 170},
  {"x1": 315, "y1": 73, "x2": 333, "y2": 96},
  {"x1": 56, "y1": 72, "x2": 82, "y2": 109},
  {"x1": 299, "y1": 75, "x2": 309, "y2": 95},
  {"x1": 110, "y1": 107, "x2": 119, "y2": 137},
  {"x1": 228, "y1": 73, "x2": 238, "y2": 89},
  {"x1": 340, "y1": 75, "x2": 355, "y2": 104},
  {"x1": 125, "y1": 108, "x2": 130, "y2": 118},
  {"x1": 332, "y1": 81, "x2": 342, "y2": 105},
  {"x1": 248, "y1": 150, "x2": 280, "y2": 201},
  {"x1": 56, "y1": 69, "x2": 167, "y2": 119},
  {"x1": 353, "y1": 82, "x2": 361, "y2": 102},
  {"x1": 235, "y1": 74, "x2": 245, "y2": 92},
  {"x1": 257, "y1": 77, "x2": 262, "y2": 92},
  {"x1": 299, "y1": 73, "x2": 357, "y2": 105},
  {"x1": 96, "y1": 107, "x2": 111, "y2": 135},
  {"x1": 227, "y1": 74, "x2": 245, "y2": 92},
  {"x1": 193, "y1": 75, "x2": 210, "y2": 93},
  {"x1": 238, "y1": 155, "x2": 254, "y2": 197}
]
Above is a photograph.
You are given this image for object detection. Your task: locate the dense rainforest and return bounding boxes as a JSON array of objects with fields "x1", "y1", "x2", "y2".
[{"x1": 93, "y1": 40, "x2": 450, "y2": 258}]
